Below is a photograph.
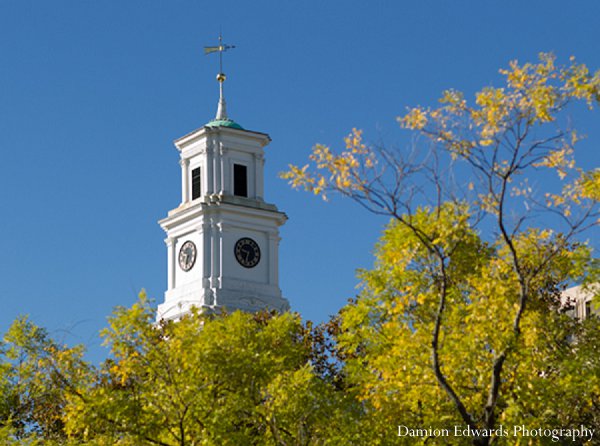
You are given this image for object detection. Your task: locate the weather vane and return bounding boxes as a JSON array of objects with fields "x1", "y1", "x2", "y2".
[
  {"x1": 204, "y1": 33, "x2": 235, "y2": 80},
  {"x1": 204, "y1": 33, "x2": 235, "y2": 120}
]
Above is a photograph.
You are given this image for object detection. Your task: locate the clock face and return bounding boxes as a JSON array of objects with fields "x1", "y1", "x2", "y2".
[
  {"x1": 234, "y1": 237, "x2": 261, "y2": 268},
  {"x1": 178, "y1": 241, "x2": 197, "y2": 272}
]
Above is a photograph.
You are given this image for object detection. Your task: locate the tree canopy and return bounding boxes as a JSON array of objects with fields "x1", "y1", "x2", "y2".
[
  {"x1": 2, "y1": 295, "x2": 364, "y2": 446},
  {"x1": 282, "y1": 53, "x2": 600, "y2": 444}
]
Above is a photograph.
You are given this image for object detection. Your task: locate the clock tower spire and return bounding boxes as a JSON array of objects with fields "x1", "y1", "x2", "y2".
[{"x1": 156, "y1": 40, "x2": 289, "y2": 320}]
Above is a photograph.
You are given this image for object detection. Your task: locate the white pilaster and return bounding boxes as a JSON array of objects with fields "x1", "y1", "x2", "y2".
[
  {"x1": 216, "y1": 222, "x2": 224, "y2": 288},
  {"x1": 166, "y1": 237, "x2": 175, "y2": 290},
  {"x1": 209, "y1": 218, "x2": 221, "y2": 289},
  {"x1": 206, "y1": 141, "x2": 215, "y2": 195},
  {"x1": 268, "y1": 232, "x2": 280, "y2": 284},
  {"x1": 202, "y1": 221, "x2": 211, "y2": 283},
  {"x1": 219, "y1": 144, "x2": 228, "y2": 194},
  {"x1": 254, "y1": 153, "x2": 264, "y2": 200},
  {"x1": 180, "y1": 158, "x2": 190, "y2": 204}
]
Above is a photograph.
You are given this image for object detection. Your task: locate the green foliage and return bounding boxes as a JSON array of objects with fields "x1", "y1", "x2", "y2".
[
  {"x1": 62, "y1": 293, "x2": 359, "y2": 446},
  {"x1": 283, "y1": 53, "x2": 600, "y2": 445},
  {"x1": 336, "y1": 207, "x2": 599, "y2": 443},
  {"x1": 0, "y1": 316, "x2": 89, "y2": 444},
  {"x1": 0, "y1": 297, "x2": 362, "y2": 446}
]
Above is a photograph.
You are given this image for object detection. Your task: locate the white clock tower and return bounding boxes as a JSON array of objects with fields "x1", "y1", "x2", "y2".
[{"x1": 156, "y1": 47, "x2": 289, "y2": 320}]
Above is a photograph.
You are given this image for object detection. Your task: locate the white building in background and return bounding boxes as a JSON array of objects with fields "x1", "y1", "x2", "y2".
[
  {"x1": 156, "y1": 52, "x2": 289, "y2": 321},
  {"x1": 563, "y1": 284, "x2": 598, "y2": 320}
]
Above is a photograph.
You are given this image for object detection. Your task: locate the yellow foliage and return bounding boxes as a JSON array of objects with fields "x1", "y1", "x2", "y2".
[
  {"x1": 474, "y1": 87, "x2": 509, "y2": 140},
  {"x1": 280, "y1": 52, "x2": 600, "y2": 442},
  {"x1": 534, "y1": 148, "x2": 575, "y2": 179},
  {"x1": 439, "y1": 89, "x2": 465, "y2": 106},
  {"x1": 398, "y1": 106, "x2": 428, "y2": 130},
  {"x1": 281, "y1": 130, "x2": 373, "y2": 200}
]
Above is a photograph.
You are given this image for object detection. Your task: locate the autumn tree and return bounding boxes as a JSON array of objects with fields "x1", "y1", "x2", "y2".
[
  {"x1": 0, "y1": 317, "x2": 89, "y2": 445},
  {"x1": 63, "y1": 293, "x2": 360, "y2": 446},
  {"x1": 283, "y1": 53, "x2": 600, "y2": 445},
  {"x1": 0, "y1": 296, "x2": 363, "y2": 445}
]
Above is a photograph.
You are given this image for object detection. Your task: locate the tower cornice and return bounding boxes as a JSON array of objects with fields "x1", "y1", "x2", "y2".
[
  {"x1": 160, "y1": 196, "x2": 287, "y2": 231},
  {"x1": 174, "y1": 125, "x2": 271, "y2": 152}
]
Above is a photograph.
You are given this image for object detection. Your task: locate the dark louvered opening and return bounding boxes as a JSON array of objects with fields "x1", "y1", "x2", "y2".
[
  {"x1": 233, "y1": 164, "x2": 248, "y2": 197},
  {"x1": 192, "y1": 167, "x2": 201, "y2": 200}
]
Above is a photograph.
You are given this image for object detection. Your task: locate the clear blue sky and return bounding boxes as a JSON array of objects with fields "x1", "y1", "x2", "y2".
[{"x1": 1, "y1": 1, "x2": 599, "y2": 363}]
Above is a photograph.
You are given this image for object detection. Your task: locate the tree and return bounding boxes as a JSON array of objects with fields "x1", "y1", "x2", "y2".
[
  {"x1": 0, "y1": 316, "x2": 89, "y2": 445},
  {"x1": 64, "y1": 293, "x2": 360, "y2": 446},
  {"x1": 0, "y1": 295, "x2": 363, "y2": 446},
  {"x1": 283, "y1": 53, "x2": 600, "y2": 445}
]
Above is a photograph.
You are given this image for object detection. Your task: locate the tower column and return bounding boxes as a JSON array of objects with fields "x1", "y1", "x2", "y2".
[
  {"x1": 218, "y1": 144, "x2": 227, "y2": 195},
  {"x1": 209, "y1": 219, "x2": 222, "y2": 290},
  {"x1": 254, "y1": 153, "x2": 264, "y2": 200},
  {"x1": 268, "y1": 232, "x2": 280, "y2": 285},
  {"x1": 201, "y1": 221, "x2": 211, "y2": 284},
  {"x1": 206, "y1": 141, "x2": 215, "y2": 195},
  {"x1": 166, "y1": 237, "x2": 175, "y2": 290},
  {"x1": 180, "y1": 158, "x2": 190, "y2": 203}
]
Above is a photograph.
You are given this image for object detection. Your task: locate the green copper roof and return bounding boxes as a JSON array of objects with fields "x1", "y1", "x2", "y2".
[{"x1": 205, "y1": 118, "x2": 244, "y2": 130}]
